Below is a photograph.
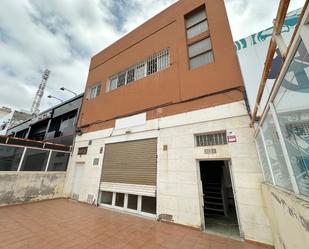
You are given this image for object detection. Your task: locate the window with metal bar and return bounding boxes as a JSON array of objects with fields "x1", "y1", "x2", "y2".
[
  {"x1": 195, "y1": 132, "x2": 227, "y2": 146},
  {"x1": 108, "y1": 48, "x2": 170, "y2": 91}
]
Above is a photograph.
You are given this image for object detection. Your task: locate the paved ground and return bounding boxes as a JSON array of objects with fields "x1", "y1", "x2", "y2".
[{"x1": 0, "y1": 199, "x2": 271, "y2": 249}]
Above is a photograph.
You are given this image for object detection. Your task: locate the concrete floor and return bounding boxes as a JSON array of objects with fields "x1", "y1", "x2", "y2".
[
  {"x1": 204, "y1": 214, "x2": 240, "y2": 240},
  {"x1": 0, "y1": 199, "x2": 271, "y2": 249}
]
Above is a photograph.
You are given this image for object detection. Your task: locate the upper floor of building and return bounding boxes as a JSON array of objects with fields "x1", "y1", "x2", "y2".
[
  {"x1": 7, "y1": 94, "x2": 83, "y2": 146},
  {"x1": 79, "y1": 0, "x2": 244, "y2": 133}
]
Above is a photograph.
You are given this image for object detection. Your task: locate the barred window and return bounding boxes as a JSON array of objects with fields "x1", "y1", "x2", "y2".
[
  {"x1": 195, "y1": 132, "x2": 227, "y2": 146},
  {"x1": 108, "y1": 48, "x2": 169, "y2": 91}
]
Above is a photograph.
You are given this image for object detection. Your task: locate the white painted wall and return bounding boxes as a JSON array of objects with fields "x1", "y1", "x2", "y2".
[
  {"x1": 262, "y1": 183, "x2": 309, "y2": 249},
  {"x1": 64, "y1": 100, "x2": 272, "y2": 244}
]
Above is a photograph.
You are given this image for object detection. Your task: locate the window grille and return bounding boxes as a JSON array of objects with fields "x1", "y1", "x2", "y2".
[
  {"x1": 195, "y1": 132, "x2": 227, "y2": 146},
  {"x1": 108, "y1": 48, "x2": 169, "y2": 91}
]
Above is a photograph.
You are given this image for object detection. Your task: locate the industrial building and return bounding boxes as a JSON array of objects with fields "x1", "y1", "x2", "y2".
[
  {"x1": 0, "y1": 0, "x2": 308, "y2": 249},
  {"x1": 64, "y1": 0, "x2": 271, "y2": 244}
]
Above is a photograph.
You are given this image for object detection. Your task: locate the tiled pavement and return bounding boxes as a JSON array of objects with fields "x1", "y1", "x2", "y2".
[{"x1": 0, "y1": 199, "x2": 271, "y2": 249}]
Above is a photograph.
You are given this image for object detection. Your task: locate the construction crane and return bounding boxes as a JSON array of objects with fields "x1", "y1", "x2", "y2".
[{"x1": 30, "y1": 69, "x2": 50, "y2": 116}]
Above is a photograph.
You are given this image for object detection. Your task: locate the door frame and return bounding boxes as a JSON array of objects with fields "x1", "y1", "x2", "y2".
[{"x1": 196, "y1": 158, "x2": 243, "y2": 238}]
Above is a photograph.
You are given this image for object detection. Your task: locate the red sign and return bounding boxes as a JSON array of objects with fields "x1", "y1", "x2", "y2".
[{"x1": 227, "y1": 132, "x2": 237, "y2": 143}]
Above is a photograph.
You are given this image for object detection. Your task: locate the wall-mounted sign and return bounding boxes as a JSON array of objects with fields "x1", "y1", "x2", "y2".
[
  {"x1": 227, "y1": 131, "x2": 237, "y2": 143},
  {"x1": 204, "y1": 148, "x2": 216, "y2": 154},
  {"x1": 30, "y1": 110, "x2": 53, "y2": 124}
]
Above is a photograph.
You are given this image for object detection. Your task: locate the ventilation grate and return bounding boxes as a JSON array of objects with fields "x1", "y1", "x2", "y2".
[
  {"x1": 72, "y1": 193, "x2": 79, "y2": 201},
  {"x1": 87, "y1": 194, "x2": 95, "y2": 204}
]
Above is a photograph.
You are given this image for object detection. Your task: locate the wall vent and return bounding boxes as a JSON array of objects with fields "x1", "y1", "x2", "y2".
[
  {"x1": 87, "y1": 194, "x2": 95, "y2": 204},
  {"x1": 158, "y1": 214, "x2": 173, "y2": 222},
  {"x1": 72, "y1": 193, "x2": 79, "y2": 201},
  {"x1": 195, "y1": 131, "x2": 227, "y2": 146},
  {"x1": 93, "y1": 158, "x2": 99, "y2": 166}
]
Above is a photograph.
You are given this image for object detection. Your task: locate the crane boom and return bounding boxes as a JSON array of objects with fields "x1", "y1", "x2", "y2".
[{"x1": 30, "y1": 69, "x2": 50, "y2": 116}]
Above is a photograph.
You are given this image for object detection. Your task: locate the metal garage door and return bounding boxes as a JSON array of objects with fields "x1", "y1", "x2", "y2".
[{"x1": 101, "y1": 138, "x2": 157, "y2": 186}]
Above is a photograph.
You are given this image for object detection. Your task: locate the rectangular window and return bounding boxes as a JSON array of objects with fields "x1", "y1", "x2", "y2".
[
  {"x1": 77, "y1": 147, "x2": 88, "y2": 155},
  {"x1": 100, "y1": 191, "x2": 113, "y2": 205},
  {"x1": 117, "y1": 72, "x2": 126, "y2": 88},
  {"x1": 88, "y1": 84, "x2": 101, "y2": 99},
  {"x1": 108, "y1": 48, "x2": 169, "y2": 91},
  {"x1": 115, "y1": 193, "x2": 125, "y2": 207},
  {"x1": 127, "y1": 194, "x2": 138, "y2": 210},
  {"x1": 126, "y1": 68, "x2": 135, "y2": 83},
  {"x1": 185, "y1": 6, "x2": 213, "y2": 69},
  {"x1": 47, "y1": 151, "x2": 70, "y2": 171},
  {"x1": 195, "y1": 132, "x2": 227, "y2": 146},
  {"x1": 109, "y1": 77, "x2": 118, "y2": 91},
  {"x1": 188, "y1": 38, "x2": 213, "y2": 69},
  {"x1": 147, "y1": 57, "x2": 158, "y2": 75},
  {"x1": 185, "y1": 7, "x2": 208, "y2": 39},
  {"x1": 0, "y1": 145, "x2": 24, "y2": 171},
  {"x1": 262, "y1": 111, "x2": 293, "y2": 191},
  {"x1": 141, "y1": 196, "x2": 156, "y2": 214},
  {"x1": 20, "y1": 148, "x2": 49, "y2": 171},
  {"x1": 256, "y1": 132, "x2": 273, "y2": 184},
  {"x1": 135, "y1": 63, "x2": 146, "y2": 80}
]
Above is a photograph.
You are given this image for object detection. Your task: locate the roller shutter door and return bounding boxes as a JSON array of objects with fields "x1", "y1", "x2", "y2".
[{"x1": 101, "y1": 138, "x2": 157, "y2": 186}]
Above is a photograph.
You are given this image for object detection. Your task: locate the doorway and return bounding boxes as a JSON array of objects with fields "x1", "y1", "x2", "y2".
[{"x1": 199, "y1": 160, "x2": 240, "y2": 239}]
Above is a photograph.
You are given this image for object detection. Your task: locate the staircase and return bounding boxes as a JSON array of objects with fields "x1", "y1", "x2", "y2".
[{"x1": 203, "y1": 182, "x2": 225, "y2": 216}]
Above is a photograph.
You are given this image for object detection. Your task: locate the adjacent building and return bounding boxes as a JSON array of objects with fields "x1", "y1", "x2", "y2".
[
  {"x1": 0, "y1": 109, "x2": 32, "y2": 136},
  {"x1": 64, "y1": 0, "x2": 272, "y2": 245},
  {"x1": 7, "y1": 94, "x2": 83, "y2": 145}
]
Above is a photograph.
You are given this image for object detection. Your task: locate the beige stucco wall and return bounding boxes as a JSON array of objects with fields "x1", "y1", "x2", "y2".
[
  {"x1": 65, "y1": 101, "x2": 273, "y2": 244},
  {"x1": 262, "y1": 183, "x2": 309, "y2": 249},
  {"x1": 0, "y1": 172, "x2": 66, "y2": 206}
]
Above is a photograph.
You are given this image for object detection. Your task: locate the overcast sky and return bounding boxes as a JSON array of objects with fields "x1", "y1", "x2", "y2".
[{"x1": 0, "y1": 0, "x2": 305, "y2": 112}]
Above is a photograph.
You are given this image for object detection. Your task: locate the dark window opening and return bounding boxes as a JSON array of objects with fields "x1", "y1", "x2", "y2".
[
  {"x1": 20, "y1": 148, "x2": 49, "y2": 171},
  {"x1": 127, "y1": 194, "x2": 138, "y2": 210},
  {"x1": 0, "y1": 145, "x2": 24, "y2": 171},
  {"x1": 101, "y1": 191, "x2": 113, "y2": 205},
  {"x1": 77, "y1": 147, "x2": 88, "y2": 155},
  {"x1": 115, "y1": 193, "x2": 125, "y2": 207},
  {"x1": 141, "y1": 196, "x2": 156, "y2": 214},
  {"x1": 126, "y1": 68, "x2": 135, "y2": 83},
  {"x1": 117, "y1": 73, "x2": 126, "y2": 88},
  {"x1": 47, "y1": 151, "x2": 70, "y2": 171},
  {"x1": 147, "y1": 58, "x2": 157, "y2": 75}
]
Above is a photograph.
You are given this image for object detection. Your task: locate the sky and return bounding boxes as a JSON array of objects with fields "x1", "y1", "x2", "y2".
[{"x1": 0, "y1": 0, "x2": 305, "y2": 113}]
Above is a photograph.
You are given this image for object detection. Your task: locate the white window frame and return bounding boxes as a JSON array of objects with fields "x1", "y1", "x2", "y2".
[{"x1": 87, "y1": 83, "x2": 101, "y2": 100}]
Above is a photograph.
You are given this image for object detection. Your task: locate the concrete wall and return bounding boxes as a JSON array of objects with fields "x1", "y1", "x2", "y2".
[
  {"x1": 0, "y1": 172, "x2": 66, "y2": 206},
  {"x1": 262, "y1": 183, "x2": 309, "y2": 249},
  {"x1": 64, "y1": 100, "x2": 273, "y2": 245}
]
